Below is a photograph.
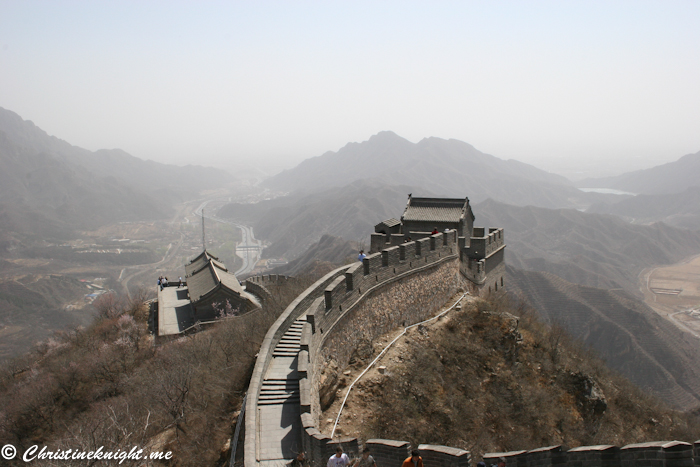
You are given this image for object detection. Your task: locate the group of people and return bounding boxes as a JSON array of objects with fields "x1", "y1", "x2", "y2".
[
  {"x1": 157, "y1": 276, "x2": 184, "y2": 291},
  {"x1": 291, "y1": 447, "x2": 507, "y2": 467}
]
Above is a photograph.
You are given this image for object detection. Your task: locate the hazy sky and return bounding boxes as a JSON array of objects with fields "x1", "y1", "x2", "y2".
[{"x1": 1, "y1": 1, "x2": 699, "y2": 179}]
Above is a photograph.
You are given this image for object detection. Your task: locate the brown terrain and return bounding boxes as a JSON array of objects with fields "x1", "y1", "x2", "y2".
[
  {"x1": 640, "y1": 254, "x2": 700, "y2": 337},
  {"x1": 318, "y1": 294, "x2": 700, "y2": 461}
]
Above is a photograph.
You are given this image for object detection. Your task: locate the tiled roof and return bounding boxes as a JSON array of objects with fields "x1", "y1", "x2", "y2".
[
  {"x1": 185, "y1": 250, "x2": 243, "y2": 302},
  {"x1": 185, "y1": 250, "x2": 226, "y2": 277},
  {"x1": 402, "y1": 197, "x2": 468, "y2": 223},
  {"x1": 378, "y1": 218, "x2": 401, "y2": 228}
]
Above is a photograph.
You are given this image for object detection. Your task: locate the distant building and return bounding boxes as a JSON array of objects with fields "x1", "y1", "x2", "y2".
[
  {"x1": 371, "y1": 194, "x2": 505, "y2": 293},
  {"x1": 152, "y1": 250, "x2": 259, "y2": 341},
  {"x1": 185, "y1": 250, "x2": 255, "y2": 318}
]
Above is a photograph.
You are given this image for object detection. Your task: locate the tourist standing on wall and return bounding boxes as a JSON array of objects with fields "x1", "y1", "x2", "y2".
[
  {"x1": 328, "y1": 447, "x2": 350, "y2": 467},
  {"x1": 289, "y1": 451, "x2": 308, "y2": 467},
  {"x1": 358, "y1": 250, "x2": 367, "y2": 262},
  {"x1": 401, "y1": 450, "x2": 423, "y2": 467},
  {"x1": 353, "y1": 448, "x2": 377, "y2": 467}
]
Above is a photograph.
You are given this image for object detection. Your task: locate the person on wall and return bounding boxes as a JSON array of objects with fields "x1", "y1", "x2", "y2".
[
  {"x1": 328, "y1": 447, "x2": 350, "y2": 467},
  {"x1": 402, "y1": 450, "x2": 423, "y2": 467}
]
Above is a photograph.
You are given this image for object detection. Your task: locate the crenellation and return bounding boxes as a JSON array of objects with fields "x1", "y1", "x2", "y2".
[
  {"x1": 299, "y1": 376, "x2": 311, "y2": 413},
  {"x1": 401, "y1": 240, "x2": 417, "y2": 259},
  {"x1": 567, "y1": 446, "x2": 620, "y2": 467},
  {"x1": 324, "y1": 276, "x2": 347, "y2": 311},
  {"x1": 346, "y1": 263, "x2": 363, "y2": 291},
  {"x1": 417, "y1": 237, "x2": 430, "y2": 256},
  {"x1": 363, "y1": 253, "x2": 382, "y2": 275},
  {"x1": 526, "y1": 445, "x2": 567, "y2": 467},
  {"x1": 484, "y1": 450, "x2": 529, "y2": 467},
  {"x1": 367, "y1": 439, "x2": 411, "y2": 467},
  {"x1": 383, "y1": 245, "x2": 401, "y2": 267},
  {"x1": 419, "y1": 444, "x2": 471, "y2": 467}
]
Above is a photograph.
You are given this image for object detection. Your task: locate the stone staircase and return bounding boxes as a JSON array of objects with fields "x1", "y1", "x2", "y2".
[
  {"x1": 258, "y1": 317, "x2": 305, "y2": 406},
  {"x1": 273, "y1": 318, "x2": 304, "y2": 357}
]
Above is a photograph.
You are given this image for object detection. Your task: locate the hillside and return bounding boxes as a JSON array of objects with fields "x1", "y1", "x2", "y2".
[
  {"x1": 261, "y1": 131, "x2": 592, "y2": 209},
  {"x1": 0, "y1": 277, "x2": 314, "y2": 467},
  {"x1": 268, "y1": 234, "x2": 357, "y2": 276},
  {"x1": 0, "y1": 275, "x2": 95, "y2": 360},
  {"x1": 507, "y1": 266, "x2": 700, "y2": 411},
  {"x1": 475, "y1": 199, "x2": 700, "y2": 293},
  {"x1": 327, "y1": 295, "x2": 700, "y2": 459},
  {"x1": 587, "y1": 186, "x2": 700, "y2": 230},
  {"x1": 0, "y1": 107, "x2": 233, "y2": 199},
  {"x1": 0, "y1": 107, "x2": 233, "y2": 241},
  {"x1": 0, "y1": 127, "x2": 164, "y2": 239},
  {"x1": 578, "y1": 150, "x2": 700, "y2": 195}
]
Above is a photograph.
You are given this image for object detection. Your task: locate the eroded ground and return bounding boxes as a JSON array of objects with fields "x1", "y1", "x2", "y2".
[{"x1": 319, "y1": 293, "x2": 474, "y2": 440}]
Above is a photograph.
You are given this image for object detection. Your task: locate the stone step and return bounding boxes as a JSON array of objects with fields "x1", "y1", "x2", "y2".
[
  {"x1": 275, "y1": 345, "x2": 300, "y2": 350},
  {"x1": 257, "y1": 397, "x2": 300, "y2": 406},
  {"x1": 260, "y1": 390, "x2": 298, "y2": 397},
  {"x1": 261, "y1": 383, "x2": 299, "y2": 390},
  {"x1": 260, "y1": 384, "x2": 299, "y2": 390},
  {"x1": 259, "y1": 393, "x2": 299, "y2": 401}
]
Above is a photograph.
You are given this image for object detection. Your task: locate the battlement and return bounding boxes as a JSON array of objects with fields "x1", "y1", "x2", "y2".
[
  {"x1": 246, "y1": 274, "x2": 289, "y2": 284},
  {"x1": 245, "y1": 231, "x2": 462, "y2": 467},
  {"x1": 464, "y1": 227, "x2": 505, "y2": 259},
  {"x1": 371, "y1": 230, "x2": 457, "y2": 254},
  {"x1": 245, "y1": 274, "x2": 289, "y2": 305},
  {"x1": 245, "y1": 198, "x2": 506, "y2": 467}
]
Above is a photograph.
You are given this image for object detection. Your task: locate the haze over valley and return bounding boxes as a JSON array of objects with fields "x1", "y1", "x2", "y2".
[{"x1": 2, "y1": 104, "x2": 700, "y2": 414}]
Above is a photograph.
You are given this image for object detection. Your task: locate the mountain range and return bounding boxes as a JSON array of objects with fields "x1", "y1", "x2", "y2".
[
  {"x1": 262, "y1": 131, "x2": 603, "y2": 209},
  {"x1": 476, "y1": 199, "x2": 700, "y2": 293},
  {"x1": 578, "y1": 150, "x2": 700, "y2": 195},
  {"x1": 0, "y1": 107, "x2": 232, "y2": 241}
]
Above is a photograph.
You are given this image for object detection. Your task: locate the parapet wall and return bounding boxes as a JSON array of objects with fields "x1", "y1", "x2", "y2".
[
  {"x1": 465, "y1": 227, "x2": 505, "y2": 259},
  {"x1": 300, "y1": 231, "x2": 464, "y2": 466},
  {"x1": 245, "y1": 266, "x2": 353, "y2": 467},
  {"x1": 481, "y1": 441, "x2": 696, "y2": 467},
  {"x1": 245, "y1": 231, "x2": 463, "y2": 467},
  {"x1": 244, "y1": 274, "x2": 289, "y2": 304}
]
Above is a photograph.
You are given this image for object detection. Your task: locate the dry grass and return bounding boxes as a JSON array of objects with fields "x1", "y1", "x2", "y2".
[
  {"x1": 0, "y1": 274, "x2": 317, "y2": 466},
  {"x1": 361, "y1": 295, "x2": 700, "y2": 460}
]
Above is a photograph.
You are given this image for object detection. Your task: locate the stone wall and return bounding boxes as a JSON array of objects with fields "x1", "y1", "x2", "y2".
[
  {"x1": 296, "y1": 232, "x2": 465, "y2": 466},
  {"x1": 244, "y1": 274, "x2": 289, "y2": 304},
  {"x1": 245, "y1": 265, "x2": 353, "y2": 467},
  {"x1": 319, "y1": 257, "x2": 460, "y2": 371},
  {"x1": 466, "y1": 228, "x2": 505, "y2": 259}
]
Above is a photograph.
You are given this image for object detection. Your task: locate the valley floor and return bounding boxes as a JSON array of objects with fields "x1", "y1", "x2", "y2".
[{"x1": 640, "y1": 253, "x2": 700, "y2": 338}]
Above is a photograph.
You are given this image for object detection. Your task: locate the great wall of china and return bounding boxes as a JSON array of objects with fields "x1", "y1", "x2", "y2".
[{"x1": 240, "y1": 201, "x2": 698, "y2": 467}]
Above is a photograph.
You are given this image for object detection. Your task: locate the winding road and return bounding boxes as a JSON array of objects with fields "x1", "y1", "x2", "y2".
[{"x1": 194, "y1": 200, "x2": 262, "y2": 276}]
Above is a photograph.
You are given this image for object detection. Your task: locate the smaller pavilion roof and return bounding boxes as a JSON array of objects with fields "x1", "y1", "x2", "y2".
[{"x1": 185, "y1": 250, "x2": 244, "y2": 303}]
